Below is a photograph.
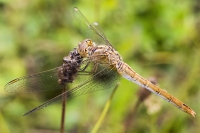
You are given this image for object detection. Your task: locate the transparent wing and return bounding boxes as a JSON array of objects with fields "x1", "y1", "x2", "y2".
[
  {"x1": 73, "y1": 7, "x2": 114, "y2": 47},
  {"x1": 23, "y1": 63, "x2": 120, "y2": 115},
  {"x1": 4, "y1": 66, "x2": 89, "y2": 93},
  {"x1": 4, "y1": 67, "x2": 65, "y2": 93}
]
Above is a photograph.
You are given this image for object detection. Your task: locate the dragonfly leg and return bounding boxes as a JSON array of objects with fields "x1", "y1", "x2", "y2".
[{"x1": 79, "y1": 61, "x2": 90, "y2": 71}]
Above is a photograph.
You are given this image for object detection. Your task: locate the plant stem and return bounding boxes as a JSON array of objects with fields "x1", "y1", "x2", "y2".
[
  {"x1": 60, "y1": 85, "x2": 67, "y2": 133},
  {"x1": 91, "y1": 82, "x2": 120, "y2": 133}
]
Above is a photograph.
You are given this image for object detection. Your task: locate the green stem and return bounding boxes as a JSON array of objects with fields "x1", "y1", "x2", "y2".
[{"x1": 91, "y1": 82, "x2": 120, "y2": 133}]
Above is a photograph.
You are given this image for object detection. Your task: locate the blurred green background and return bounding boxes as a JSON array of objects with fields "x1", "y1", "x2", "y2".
[{"x1": 0, "y1": 0, "x2": 199, "y2": 133}]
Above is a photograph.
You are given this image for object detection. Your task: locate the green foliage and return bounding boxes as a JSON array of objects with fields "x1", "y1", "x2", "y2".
[{"x1": 0, "y1": 0, "x2": 199, "y2": 133}]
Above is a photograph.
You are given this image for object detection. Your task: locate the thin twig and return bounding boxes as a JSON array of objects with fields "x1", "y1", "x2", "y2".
[{"x1": 60, "y1": 85, "x2": 67, "y2": 133}]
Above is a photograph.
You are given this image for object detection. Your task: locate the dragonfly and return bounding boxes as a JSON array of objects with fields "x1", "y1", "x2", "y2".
[{"x1": 5, "y1": 7, "x2": 195, "y2": 117}]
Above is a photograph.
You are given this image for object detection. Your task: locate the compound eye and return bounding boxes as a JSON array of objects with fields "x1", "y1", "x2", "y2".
[{"x1": 86, "y1": 40, "x2": 93, "y2": 46}]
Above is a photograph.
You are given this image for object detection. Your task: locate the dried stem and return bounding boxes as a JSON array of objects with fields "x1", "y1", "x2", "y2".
[{"x1": 60, "y1": 85, "x2": 67, "y2": 133}]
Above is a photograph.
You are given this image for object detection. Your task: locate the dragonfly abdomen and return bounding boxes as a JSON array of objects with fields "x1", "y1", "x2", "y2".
[{"x1": 117, "y1": 62, "x2": 196, "y2": 117}]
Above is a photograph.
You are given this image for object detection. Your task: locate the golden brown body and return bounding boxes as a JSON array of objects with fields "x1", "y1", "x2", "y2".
[{"x1": 78, "y1": 39, "x2": 196, "y2": 117}]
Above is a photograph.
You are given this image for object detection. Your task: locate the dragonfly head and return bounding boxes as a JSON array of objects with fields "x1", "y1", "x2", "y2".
[{"x1": 77, "y1": 39, "x2": 94, "y2": 57}]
